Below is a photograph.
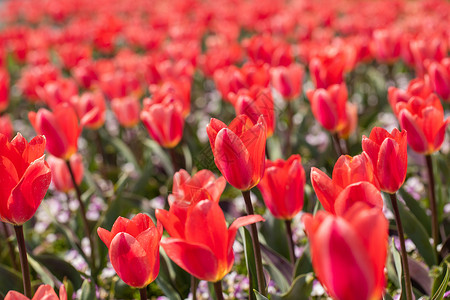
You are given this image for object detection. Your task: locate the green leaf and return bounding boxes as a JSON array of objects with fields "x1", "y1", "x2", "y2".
[
  {"x1": 431, "y1": 262, "x2": 449, "y2": 300},
  {"x1": 393, "y1": 196, "x2": 438, "y2": 266},
  {"x1": 390, "y1": 238, "x2": 403, "y2": 290},
  {"x1": 259, "y1": 212, "x2": 290, "y2": 261},
  {"x1": 293, "y1": 246, "x2": 313, "y2": 277},
  {"x1": 155, "y1": 277, "x2": 182, "y2": 300},
  {"x1": 399, "y1": 189, "x2": 431, "y2": 236},
  {"x1": 143, "y1": 139, "x2": 173, "y2": 175},
  {"x1": 109, "y1": 137, "x2": 141, "y2": 174},
  {"x1": 240, "y1": 227, "x2": 258, "y2": 300},
  {"x1": 260, "y1": 243, "x2": 293, "y2": 286},
  {"x1": 27, "y1": 254, "x2": 57, "y2": 287},
  {"x1": 270, "y1": 274, "x2": 313, "y2": 300},
  {"x1": 80, "y1": 279, "x2": 96, "y2": 300},
  {"x1": 34, "y1": 254, "x2": 83, "y2": 290},
  {"x1": 0, "y1": 264, "x2": 23, "y2": 297},
  {"x1": 254, "y1": 290, "x2": 270, "y2": 300}
]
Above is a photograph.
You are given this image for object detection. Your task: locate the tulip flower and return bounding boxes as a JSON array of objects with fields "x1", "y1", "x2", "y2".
[
  {"x1": 160, "y1": 199, "x2": 264, "y2": 282},
  {"x1": 302, "y1": 202, "x2": 388, "y2": 300},
  {"x1": 36, "y1": 78, "x2": 78, "y2": 109},
  {"x1": 427, "y1": 58, "x2": 450, "y2": 101},
  {"x1": 309, "y1": 49, "x2": 347, "y2": 89},
  {"x1": 111, "y1": 96, "x2": 141, "y2": 128},
  {"x1": 47, "y1": 154, "x2": 84, "y2": 193},
  {"x1": 371, "y1": 28, "x2": 401, "y2": 64},
  {"x1": 0, "y1": 133, "x2": 51, "y2": 225},
  {"x1": 0, "y1": 68, "x2": 10, "y2": 112},
  {"x1": 362, "y1": 127, "x2": 407, "y2": 194},
  {"x1": 233, "y1": 87, "x2": 275, "y2": 137},
  {"x1": 258, "y1": 155, "x2": 305, "y2": 220},
  {"x1": 0, "y1": 114, "x2": 13, "y2": 140},
  {"x1": 149, "y1": 79, "x2": 191, "y2": 117},
  {"x1": 71, "y1": 91, "x2": 106, "y2": 129},
  {"x1": 270, "y1": 63, "x2": 304, "y2": 100},
  {"x1": 388, "y1": 77, "x2": 433, "y2": 115},
  {"x1": 141, "y1": 99, "x2": 185, "y2": 149},
  {"x1": 5, "y1": 284, "x2": 67, "y2": 300},
  {"x1": 307, "y1": 83, "x2": 348, "y2": 133},
  {"x1": 310, "y1": 153, "x2": 380, "y2": 214},
  {"x1": 97, "y1": 213, "x2": 163, "y2": 288},
  {"x1": 337, "y1": 102, "x2": 358, "y2": 140},
  {"x1": 168, "y1": 169, "x2": 226, "y2": 205},
  {"x1": 206, "y1": 114, "x2": 266, "y2": 191},
  {"x1": 28, "y1": 104, "x2": 81, "y2": 160}
]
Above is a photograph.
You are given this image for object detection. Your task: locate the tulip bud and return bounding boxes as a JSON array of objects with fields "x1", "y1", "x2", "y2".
[
  {"x1": 111, "y1": 96, "x2": 141, "y2": 128},
  {"x1": 47, "y1": 154, "x2": 84, "y2": 193},
  {"x1": 270, "y1": 64, "x2": 304, "y2": 100},
  {"x1": 71, "y1": 91, "x2": 106, "y2": 130}
]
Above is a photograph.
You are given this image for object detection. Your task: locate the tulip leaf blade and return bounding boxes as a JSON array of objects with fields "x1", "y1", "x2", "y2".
[
  {"x1": 143, "y1": 139, "x2": 174, "y2": 175},
  {"x1": 259, "y1": 212, "x2": 290, "y2": 261},
  {"x1": 155, "y1": 277, "x2": 182, "y2": 300},
  {"x1": 270, "y1": 274, "x2": 313, "y2": 300},
  {"x1": 398, "y1": 188, "x2": 431, "y2": 236},
  {"x1": 109, "y1": 136, "x2": 142, "y2": 174},
  {"x1": 293, "y1": 246, "x2": 313, "y2": 277},
  {"x1": 33, "y1": 254, "x2": 83, "y2": 290},
  {"x1": 0, "y1": 264, "x2": 23, "y2": 297},
  {"x1": 431, "y1": 258, "x2": 450, "y2": 300},
  {"x1": 389, "y1": 238, "x2": 403, "y2": 292},
  {"x1": 27, "y1": 254, "x2": 57, "y2": 287},
  {"x1": 80, "y1": 279, "x2": 96, "y2": 300},
  {"x1": 254, "y1": 290, "x2": 270, "y2": 300},
  {"x1": 239, "y1": 227, "x2": 258, "y2": 300}
]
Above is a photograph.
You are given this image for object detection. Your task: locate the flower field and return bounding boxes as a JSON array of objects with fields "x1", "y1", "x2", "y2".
[{"x1": 0, "y1": 0, "x2": 449, "y2": 299}]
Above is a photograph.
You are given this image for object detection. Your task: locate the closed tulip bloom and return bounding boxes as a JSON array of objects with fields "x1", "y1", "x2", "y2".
[
  {"x1": 337, "y1": 102, "x2": 358, "y2": 139},
  {"x1": 0, "y1": 114, "x2": 13, "y2": 140},
  {"x1": 388, "y1": 78, "x2": 433, "y2": 115},
  {"x1": 309, "y1": 49, "x2": 347, "y2": 89},
  {"x1": 111, "y1": 96, "x2": 141, "y2": 128},
  {"x1": 311, "y1": 153, "x2": 379, "y2": 214},
  {"x1": 5, "y1": 284, "x2": 67, "y2": 300},
  {"x1": 36, "y1": 78, "x2": 78, "y2": 109},
  {"x1": 0, "y1": 68, "x2": 10, "y2": 112},
  {"x1": 362, "y1": 127, "x2": 407, "y2": 194},
  {"x1": 97, "y1": 214, "x2": 163, "y2": 288},
  {"x1": 141, "y1": 99, "x2": 184, "y2": 148},
  {"x1": 270, "y1": 63, "x2": 304, "y2": 100},
  {"x1": 160, "y1": 200, "x2": 264, "y2": 282},
  {"x1": 397, "y1": 94, "x2": 449, "y2": 154},
  {"x1": 233, "y1": 87, "x2": 275, "y2": 137},
  {"x1": 71, "y1": 91, "x2": 106, "y2": 129},
  {"x1": 28, "y1": 104, "x2": 81, "y2": 160},
  {"x1": 307, "y1": 83, "x2": 348, "y2": 133},
  {"x1": 427, "y1": 58, "x2": 450, "y2": 101},
  {"x1": 168, "y1": 169, "x2": 226, "y2": 205},
  {"x1": 302, "y1": 203, "x2": 388, "y2": 300},
  {"x1": 0, "y1": 133, "x2": 51, "y2": 225},
  {"x1": 207, "y1": 115, "x2": 266, "y2": 191},
  {"x1": 47, "y1": 154, "x2": 83, "y2": 193},
  {"x1": 258, "y1": 155, "x2": 305, "y2": 220}
]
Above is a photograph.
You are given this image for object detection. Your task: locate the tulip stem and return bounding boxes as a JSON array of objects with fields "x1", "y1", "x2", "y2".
[
  {"x1": 332, "y1": 133, "x2": 345, "y2": 156},
  {"x1": 66, "y1": 160, "x2": 96, "y2": 271},
  {"x1": 286, "y1": 101, "x2": 294, "y2": 155},
  {"x1": 139, "y1": 287, "x2": 147, "y2": 300},
  {"x1": 2, "y1": 221, "x2": 18, "y2": 271},
  {"x1": 213, "y1": 280, "x2": 224, "y2": 300},
  {"x1": 169, "y1": 147, "x2": 179, "y2": 172},
  {"x1": 425, "y1": 155, "x2": 439, "y2": 248},
  {"x1": 389, "y1": 193, "x2": 413, "y2": 300},
  {"x1": 191, "y1": 275, "x2": 198, "y2": 300},
  {"x1": 285, "y1": 220, "x2": 296, "y2": 264},
  {"x1": 242, "y1": 191, "x2": 266, "y2": 296},
  {"x1": 14, "y1": 225, "x2": 32, "y2": 298}
]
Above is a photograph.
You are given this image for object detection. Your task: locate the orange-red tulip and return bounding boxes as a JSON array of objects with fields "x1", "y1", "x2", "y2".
[
  {"x1": 141, "y1": 99, "x2": 185, "y2": 149},
  {"x1": 47, "y1": 154, "x2": 83, "y2": 193},
  {"x1": 160, "y1": 199, "x2": 264, "y2": 282},
  {"x1": 362, "y1": 127, "x2": 407, "y2": 194},
  {"x1": 97, "y1": 214, "x2": 162, "y2": 288},
  {"x1": 427, "y1": 58, "x2": 450, "y2": 101},
  {"x1": 207, "y1": 114, "x2": 266, "y2": 191},
  {"x1": 111, "y1": 96, "x2": 141, "y2": 128},
  {"x1": 270, "y1": 63, "x2": 304, "y2": 100},
  {"x1": 71, "y1": 91, "x2": 106, "y2": 130},
  {"x1": 258, "y1": 155, "x2": 305, "y2": 220},
  {"x1": 309, "y1": 49, "x2": 346, "y2": 89},
  {"x1": 5, "y1": 284, "x2": 67, "y2": 300},
  {"x1": 310, "y1": 153, "x2": 379, "y2": 214},
  {"x1": 28, "y1": 104, "x2": 81, "y2": 160},
  {"x1": 0, "y1": 133, "x2": 51, "y2": 225},
  {"x1": 303, "y1": 202, "x2": 388, "y2": 300}
]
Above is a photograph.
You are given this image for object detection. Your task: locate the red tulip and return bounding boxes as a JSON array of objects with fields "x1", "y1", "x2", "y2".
[
  {"x1": 36, "y1": 78, "x2": 78, "y2": 109},
  {"x1": 310, "y1": 153, "x2": 380, "y2": 214},
  {"x1": 97, "y1": 214, "x2": 163, "y2": 288},
  {"x1": 362, "y1": 127, "x2": 407, "y2": 194},
  {"x1": 168, "y1": 169, "x2": 226, "y2": 205},
  {"x1": 0, "y1": 114, "x2": 13, "y2": 140},
  {"x1": 111, "y1": 96, "x2": 141, "y2": 128},
  {"x1": 303, "y1": 202, "x2": 388, "y2": 300},
  {"x1": 72, "y1": 60, "x2": 99, "y2": 89},
  {"x1": 149, "y1": 79, "x2": 191, "y2": 117},
  {"x1": 309, "y1": 49, "x2": 347, "y2": 89},
  {"x1": 427, "y1": 58, "x2": 450, "y2": 101},
  {"x1": 258, "y1": 155, "x2": 305, "y2": 220},
  {"x1": 206, "y1": 114, "x2": 266, "y2": 191},
  {"x1": 307, "y1": 83, "x2": 348, "y2": 133},
  {"x1": 388, "y1": 78, "x2": 433, "y2": 115},
  {"x1": 0, "y1": 133, "x2": 51, "y2": 225},
  {"x1": 5, "y1": 284, "x2": 67, "y2": 300},
  {"x1": 233, "y1": 87, "x2": 275, "y2": 137},
  {"x1": 0, "y1": 68, "x2": 10, "y2": 112},
  {"x1": 71, "y1": 91, "x2": 106, "y2": 130},
  {"x1": 243, "y1": 35, "x2": 293, "y2": 66},
  {"x1": 47, "y1": 154, "x2": 83, "y2": 193},
  {"x1": 28, "y1": 104, "x2": 81, "y2": 160},
  {"x1": 397, "y1": 94, "x2": 449, "y2": 154},
  {"x1": 160, "y1": 199, "x2": 264, "y2": 282},
  {"x1": 141, "y1": 99, "x2": 185, "y2": 148},
  {"x1": 270, "y1": 63, "x2": 304, "y2": 100},
  {"x1": 371, "y1": 28, "x2": 401, "y2": 64},
  {"x1": 337, "y1": 102, "x2": 358, "y2": 139}
]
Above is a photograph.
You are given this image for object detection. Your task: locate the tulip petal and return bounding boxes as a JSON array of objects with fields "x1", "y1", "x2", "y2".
[
  {"x1": 161, "y1": 238, "x2": 218, "y2": 281},
  {"x1": 32, "y1": 284, "x2": 59, "y2": 300},
  {"x1": 109, "y1": 232, "x2": 154, "y2": 288},
  {"x1": 227, "y1": 214, "x2": 265, "y2": 254},
  {"x1": 399, "y1": 110, "x2": 428, "y2": 153},
  {"x1": 4, "y1": 291, "x2": 29, "y2": 300},
  {"x1": 310, "y1": 168, "x2": 340, "y2": 213},
  {"x1": 334, "y1": 182, "x2": 383, "y2": 216},
  {"x1": 377, "y1": 138, "x2": 406, "y2": 193},
  {"x1": 206, "y1": 118, "x2": 227, "y2": 152},
  {"x1": 97, "y1": 227, "x2": 113, "y2": 248}
]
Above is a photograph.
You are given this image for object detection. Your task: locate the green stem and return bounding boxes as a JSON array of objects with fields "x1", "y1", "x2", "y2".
[
  {"x1": 285, "y1": 101, "x2": 294, "y2": 155},
  {"x1": 213, "y1": 280, "x2": 224, "y2": 300},
  {"x1": 332, "y1": 133, "x2": 344, "y2": 157},
  {"x1": 2, "y1": 221, "x2": 18, "y2": 271},
  {"x1": 191, "y1": 275, "x2": 198, "y2": 300},
  {"x1": 14, "y1": 225, "x2": 32, "y2": 298},
  {"x1": 389, "y1": 193, "x2": 413, "y2": 300},
  {"x1": 139, "y1": 287, "x2": 147, "y2": 300},
  {"x1": 285, "y1": 219, "x2": 296, "y2": 264},
  {"x1": 425, "y1": 155, "x2": 439, "y2": 248},
  {"x1": 242, "y1": 191, "x2": 266, "y2": 296}
]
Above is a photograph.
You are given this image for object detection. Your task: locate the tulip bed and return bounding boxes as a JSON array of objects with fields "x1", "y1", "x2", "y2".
[{"x1": 0, "y1": 0, "x2": 450, "y2": 299}]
